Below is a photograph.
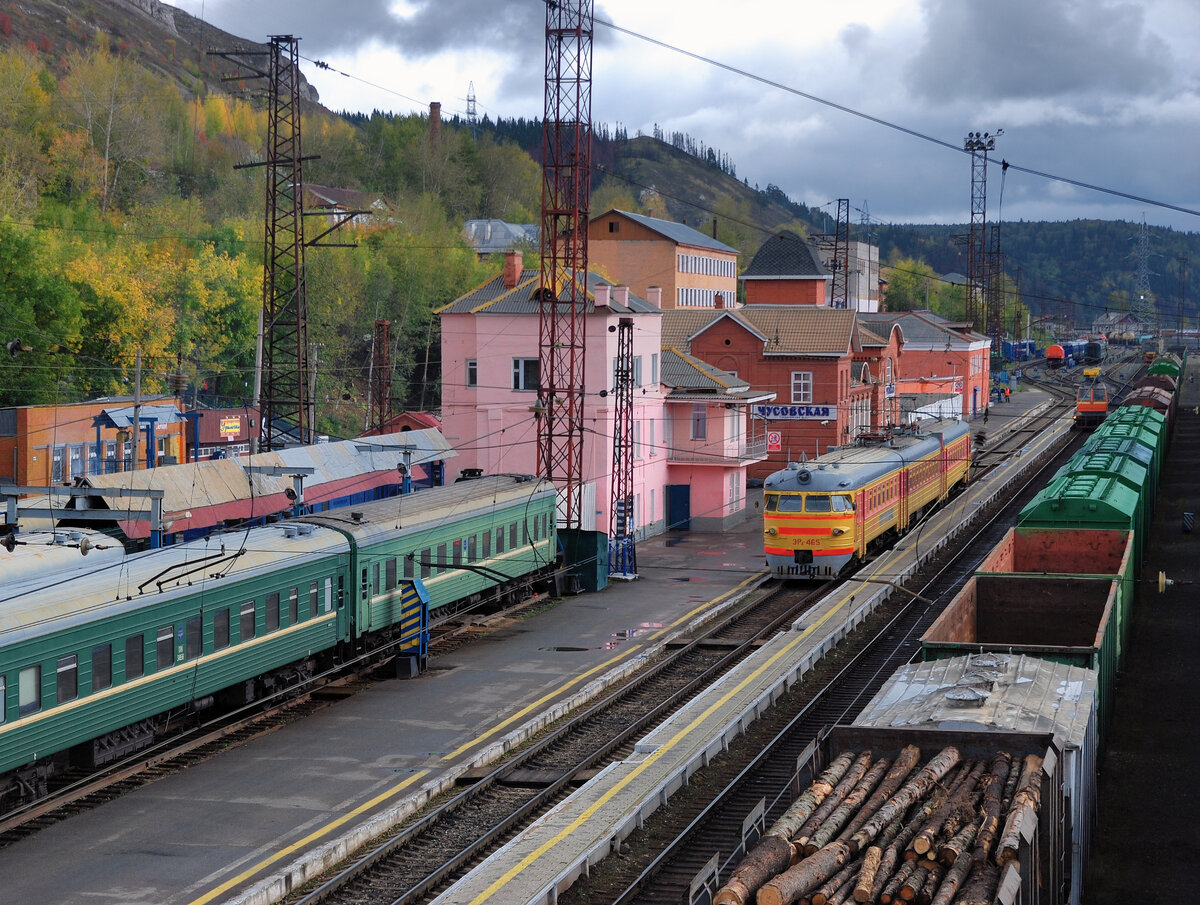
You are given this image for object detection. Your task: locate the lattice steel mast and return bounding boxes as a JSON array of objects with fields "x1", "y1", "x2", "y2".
[
  {"x1": 829, "y1": 198, "x2": 850, "y2": 309},
  {"x1": 537, "y1": 0, "x2": 594, "y2": 530},
  {"x1": 964, "y1": 131, "x2": 1000, "y2": 332},
  {"x1": 370, "y1": 319, "x2": 393, "y2": 432},
  {"x1": 608, "y1": 316, "x2": 637, "y2": 579},
  {"x1": 256, "y1": 36, "x2": 310, "y2": 449}
]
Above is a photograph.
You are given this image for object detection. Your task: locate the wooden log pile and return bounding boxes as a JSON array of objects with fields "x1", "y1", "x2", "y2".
[{"x1": 715, "y1": 746, "x2": 1043, "y2": 905}]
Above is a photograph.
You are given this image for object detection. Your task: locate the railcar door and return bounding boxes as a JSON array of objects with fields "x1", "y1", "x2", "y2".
[{"x1": 854, "y1": 489, "x2": 866, "y2": 558}]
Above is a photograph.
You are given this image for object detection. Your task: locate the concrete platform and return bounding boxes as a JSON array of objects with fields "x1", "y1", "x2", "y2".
[{"x1": 433, "y1": 397, "x2": 1069, "y2": 905}]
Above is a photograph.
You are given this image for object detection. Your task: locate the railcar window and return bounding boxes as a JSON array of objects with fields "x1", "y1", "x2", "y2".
[
  {"x1": 215, "y1": 609, "x2": 231, "y2": 650},
  {"x1": 776, "y1": 495, "x2": 805, "y2": 513},
  {"x1": 764, "y1": 493, "x2": 779, "y2": 512},
  {"x1": 57, "y1": 655, "x2": 78, "y2": 704},
  {"x1": 125, "y1": 635, "x2": 144, "y2": 680},
  {"x1": 805, "y1": 495, "x2": 831, "y2": 512},
  {"x1": 452, "y1": 540, "x2": 462, "y2": 567},
  {"x1": 309, "y1": 581, "x2": 319, "y2": 618},
  {"x1": 386, "y1": 558, "x2": 397, "y2": 590},
  {"x1": 509, "y1": 523, "x2": 518, "y2": 549},
  {"x1": 185, "y1": 617, "x2": 202, "y2": 660},
  {"x1": 468, "y1": 536, "x2": 478, "y2": 563},
  {"x1": 92, "y1": 644, "x2": 112, "y2": 692},
  {"x1": 833, "y1": 495, "x2": 854, "y2": 511},
  {"x1": 18, "y1": 665, "x2": 40, "y2": 716},
  {"x1": 421, "y1": 548, "x2": 432, "y2": 579},
  {"x1": 437, "y1": 543, "x2": 447, "y2": 573},
  {"x1": 289, "y1": 588, "x2": 299, "y2": 624},
  {"x1": 266, "y1": 593, "x2": 280, "y2": 633},
  {"x1": 241, "y1": 602, "x2": 256, "y2": 641},
  {"x1": 156, "y1": 627, "x2": 174, "y2": 670},
  {"x1": 495, "y1": 529, "x2": 504, "y2": 554},
  {"x1": 523, "y1": 521, "x2": 529, "y2": 544},
  {"x1": 0, "y1": 676, "x2": 4, "y2": 724},
  {"x1": 403, "y1": 555, "x2": 414, "y2": 579},
  {"x1": 483, "y1": 531, "x2": 491, "y2": 558},
  {"x1": 372, "y1": 563, "x2": 380, "y2": 597}
]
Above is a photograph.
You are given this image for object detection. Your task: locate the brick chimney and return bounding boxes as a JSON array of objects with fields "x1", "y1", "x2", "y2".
[
  {"x1": 429, "y1": 101, "x2": 441, "y2": 145},
  {"x1": 714, "y1": 293, "x2": 726, "y2": 309},
  {"x1": 594, "y1": 284, "x2": 611, "y2": 308},
  {"x1": 613, "y1": 286, "x2": 630, "y2": 307},
  {"x1": 503, "y1": 250, "x2": 522, "y2": 289},
  {"x1": 646, "y1": 286, "x2": 662, "y2": 308}
]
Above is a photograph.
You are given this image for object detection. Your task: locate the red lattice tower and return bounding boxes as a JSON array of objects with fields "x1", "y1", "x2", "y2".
[{"x1": 537, "y1": 0, "x2": 593, "y2": 530}]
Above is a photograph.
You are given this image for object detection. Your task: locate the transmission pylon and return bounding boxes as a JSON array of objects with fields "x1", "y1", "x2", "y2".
[
  {"x1": 964, "y1": 130, "x2": 1000, "y2": 332},
  {"x1": 370, "y1": 320, "x2": 393, "y2": 432},
  {"x1": 466, "y1": 81, "x2": 479, "y2": 141},
  {"x1": 608, "y1": 316, "x2": 637, "y2": 579},
  {"x1": 537, "y1": 0, "x2": 594, "y2": 531},
  {"x1": 829, "y1": 198, "x2": 850, "y2": 309}
]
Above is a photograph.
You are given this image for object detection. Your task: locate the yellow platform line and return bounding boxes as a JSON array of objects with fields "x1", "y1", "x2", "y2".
[{"x1": 185, "y1": 769, "x2": 430, "y2": 905}]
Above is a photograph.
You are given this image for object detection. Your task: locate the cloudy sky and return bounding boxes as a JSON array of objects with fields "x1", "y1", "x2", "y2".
[{"x1": 166, "y1": 0, "x2": 1200, "y2": 232}]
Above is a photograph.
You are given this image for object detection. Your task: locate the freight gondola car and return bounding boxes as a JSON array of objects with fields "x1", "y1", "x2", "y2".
[
  {"x1": 0, "y1": 474, "x2": 557, "y2": 807},
  {"x1": 763, "y1": 419, "x2": 970, "y2": 579}
]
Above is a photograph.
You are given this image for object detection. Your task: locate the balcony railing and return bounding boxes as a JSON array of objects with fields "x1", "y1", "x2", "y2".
[{"x1": 666, "y1": 436, "x2": 769, "y2": 465}]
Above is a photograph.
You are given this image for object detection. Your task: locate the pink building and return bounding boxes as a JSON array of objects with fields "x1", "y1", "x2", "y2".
[{"x1": 438, "y1": 253, "x2": 769, "y2": 543}]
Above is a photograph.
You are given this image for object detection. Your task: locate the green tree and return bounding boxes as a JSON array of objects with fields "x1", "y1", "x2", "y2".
[{"x1": 0, "y1": 221, "x2": 84, "y2": 405}]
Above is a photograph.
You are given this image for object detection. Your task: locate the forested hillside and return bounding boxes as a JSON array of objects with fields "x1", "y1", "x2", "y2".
[{"x1": 0, "y1": 0, "x2": 1195, "y2": 439}]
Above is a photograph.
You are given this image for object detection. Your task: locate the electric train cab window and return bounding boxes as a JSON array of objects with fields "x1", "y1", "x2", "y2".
[
  {"x1": 764, "y1": 493, "x2": 778, "y2": 512},
  {"x1": 774, "y1": 495, "x2": 807, "y2": 513},
  {"x1": 805, "y1": 495, "x2": 832, "y2": 512},
  {"x1": 1094, "y1": 386, "x2": 1107, "y2": 401},
  {"x1": 832, "y1": 495, "x2": 854, "y2": 511}
]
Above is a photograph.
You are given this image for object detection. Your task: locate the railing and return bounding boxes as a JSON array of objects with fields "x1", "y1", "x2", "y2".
[{"x1": 666, "y1": 436, "x2": 769, "y2": 465}]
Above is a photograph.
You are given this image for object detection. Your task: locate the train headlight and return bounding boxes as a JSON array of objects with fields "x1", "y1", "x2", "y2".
[
  {"x1": 831, "y1": 527, "x2": 846, "y2": 536},
  {"x1": 766, "y1": 527, "x2": 777, "y2": 536}
]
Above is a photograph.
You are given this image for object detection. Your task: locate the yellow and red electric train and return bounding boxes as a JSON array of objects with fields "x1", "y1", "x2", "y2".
[{"x1": 763, "y1": 419, "x2": 971, "y2": 579}]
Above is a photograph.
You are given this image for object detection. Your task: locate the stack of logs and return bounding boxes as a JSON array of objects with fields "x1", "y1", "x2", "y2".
[{"x1": 715, "y1": 745, "x2": 1044, "y2": 905}]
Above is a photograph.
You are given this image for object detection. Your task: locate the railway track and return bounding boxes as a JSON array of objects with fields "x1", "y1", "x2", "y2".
[
  {"x1": 280, "y1": 578, "x2": 827, "y2": 905},
  {"x1": 548, "y1": 421, "x2": 1085, "y2": 905}
]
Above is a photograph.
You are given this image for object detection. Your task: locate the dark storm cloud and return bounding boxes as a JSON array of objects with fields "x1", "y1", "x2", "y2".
[{"x1": 905, "y1": 0, "x2": 1174, "y2": 102}]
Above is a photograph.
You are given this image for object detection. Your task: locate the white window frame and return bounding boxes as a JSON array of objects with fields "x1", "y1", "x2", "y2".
[
  {"x1": 791, "y1": 371, "x2": 814, "y2": 404},
  {"x1": 512, "y1": 357, "x2": 539, "y2": 391}
]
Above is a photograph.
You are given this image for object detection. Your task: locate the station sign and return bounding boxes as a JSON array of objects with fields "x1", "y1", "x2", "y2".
[{"x1": 752, "y1": 404, "x2": 837, "y2": 421}]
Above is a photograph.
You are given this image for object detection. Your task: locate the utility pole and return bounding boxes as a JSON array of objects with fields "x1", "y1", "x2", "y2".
[
  {"x1": 131, "y1": 347, "x2": 142, "y2": 472},
  {"x1": 537, "y1": 0, "x2": 594, "y2": 532}
]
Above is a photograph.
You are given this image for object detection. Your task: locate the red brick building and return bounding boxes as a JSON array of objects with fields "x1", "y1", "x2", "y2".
[{"x1": 661, "y1": 307, "x2": 900, "y2": 479}]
